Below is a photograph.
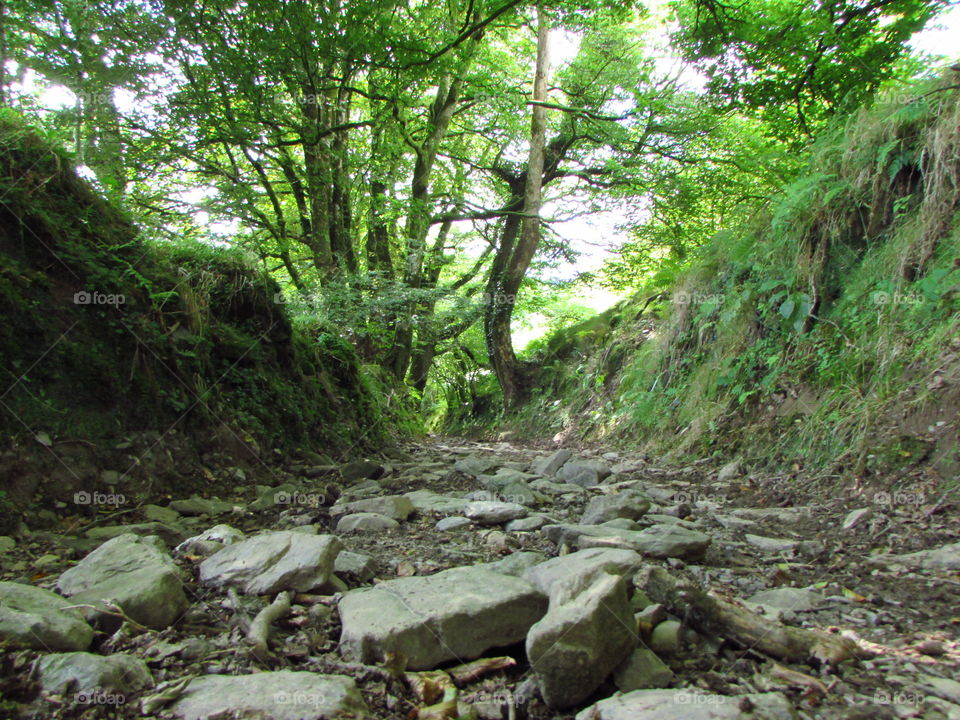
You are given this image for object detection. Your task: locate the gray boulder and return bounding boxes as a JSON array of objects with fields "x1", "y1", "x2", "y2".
[
  {"x1": 36, "y1": 652, "x2": 152, "y2": 697},
  {"x1": 527, "y1": 572, "x2": 637, "y2": 708},
  {"x1": 464, "y1": 501, "x2": 528, "y2": 525},
  {"x1": 523, "y1": 548, "x2": 644, "y2": 599},
  {"x1": 335, "y1": 551, "x2": 376, "y2": 583},
  {"x1": 56, "y1": 534, "x2": 187, "y2": 630},
  {"x1": 169, "y1": 671, "x2": 368, "y2": 720},
  {"x1": 331, "y1": 494, "x2": 415, "y2": 521},
  {"x1": 717, "y1": 461, "x2": 743, "y2": 483},
  {"x1": 174, "y1": 524, "x2": 245, "y2": 558},
  {"x1": 339, "y1": 566, "x2": 547, "y2": 670},
  {"x1": 581, "y1": 491, "x2": 651, "y2": 525},
  {"x1": 0, "y1": 581, "x2": 93, "y2": 651},
  {"x1": 336, "y1": 512, "x2": 399, "y2": 533},
  {"x1": 454, "y1": 455, "x2": 499, "y2": 476},
  {"x1": 744, "y1": 534, "x2": 801, "y2": 554},
  {"x1": 530, "y1": 449, "x2": 572, "y2": 476},
  {"x1": 340, "y1": 459, "x2": 385, "y2": 482},
  {"x1": 436, "y1": 516, "x2": 472, "y2": 532},
  {"x1": 200, "y1": 531, "x2": 342, "y2": 595},
  {"x1": 506, "y1": 515, "x2": 551, "y2": 532}
]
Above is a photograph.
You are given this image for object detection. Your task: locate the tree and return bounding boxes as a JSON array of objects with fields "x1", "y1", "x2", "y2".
[
  {"x1": 671, "y1": 0, "x2": 950, "y2": 140},
  {"x1": 484, "y1": 7, "x2": 551, "y2": 407}
]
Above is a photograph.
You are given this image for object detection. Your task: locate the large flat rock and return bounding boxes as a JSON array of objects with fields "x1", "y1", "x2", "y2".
[
  {"x1": 574, "y1": 689, "x2": 796, "y2": 719},
  {"x1": 544, "y1": 523, "x2": 711, "y2": 561},
  {"x1": 0, "y1": 581, "x2": 93, "y2": 651},
  {"x1": 200, "y1": 531, "x2": 342, "y2": 595},
  {"x1": 867, "y1": 542, "x2": 960, "y2": 571},
  {"x1": 338, "y1": 566, "x2": 547, "y2": 670},
  {"x1": 56, "y1": 534, "x2": 187, "y2": 630},
  {"x1": 169, "y1": 671, "x2": 369, "y2": 720},
  {"x1": 404, "y1": 490, "x2": 470, "y2": 515}
]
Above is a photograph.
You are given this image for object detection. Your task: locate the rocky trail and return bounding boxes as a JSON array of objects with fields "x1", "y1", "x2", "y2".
[{"x1": 1, "y1": 439, "x2": 958, "y2": 719}]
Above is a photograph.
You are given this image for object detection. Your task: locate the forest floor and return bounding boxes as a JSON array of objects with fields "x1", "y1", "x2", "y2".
[{"x1": 1, "y1": 438, "x2": 958, "y2": 719}]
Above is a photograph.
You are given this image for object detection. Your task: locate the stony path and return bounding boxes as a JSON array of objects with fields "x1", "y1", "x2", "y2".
[{"x1": 0, "y1": 439, "x2": 958, "y2": 719}]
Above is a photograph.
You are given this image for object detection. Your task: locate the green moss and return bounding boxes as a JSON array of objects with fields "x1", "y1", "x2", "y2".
[{"x1": 0, "y1": 111, "x2": 393, "y2": 459}]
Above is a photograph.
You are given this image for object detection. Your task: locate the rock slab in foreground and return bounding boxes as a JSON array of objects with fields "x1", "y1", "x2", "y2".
[
  {"x1": 574, "y1": 689, "x2": 796, "y2": 720},
  {"x1": 0, "y1": 581, "x2": 93, "y2": 651},
  {"x1": 56, "y1": 534, "x2": 187, "y2": 630},
  {"x1": 339, "y1": 566, "x2": 547, "y2": 670},
  {"x1": 527, "y1": 572, "x2": 637, "y2": 709},
  {"x1": 169, "y1": 671, "x2": 368, "y2": 720},
  {"x1": 200, "y1": 531, "x2": 342, "y2": 595}
]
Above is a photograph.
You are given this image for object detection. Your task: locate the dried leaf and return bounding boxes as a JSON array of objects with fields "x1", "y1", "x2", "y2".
[
  {"x1": 841, "y1": 587, "x2": 867, "y2": 603},
  {"x1": 405, "y1": 670, "x2": 454, "y2": 705},
  {"x1": 448, "y1": 656, "x2": 516, "y2": 686}
]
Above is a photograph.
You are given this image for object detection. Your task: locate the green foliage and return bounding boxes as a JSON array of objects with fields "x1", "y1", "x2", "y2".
[
  {"x1": 670, "y1": 0, "x2": 949, "y2": 141},
  {"x1": 512, "y1": 76, "x2": 960, "y2": 473},
  {"x1": 0, "y1": 114, "x2": 400, "y2": 455}
]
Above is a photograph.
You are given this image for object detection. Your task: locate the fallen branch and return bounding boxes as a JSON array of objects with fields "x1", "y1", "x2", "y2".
[
  {"x1": 247, "y1": 591, "x2": 293, "y2": 659},
  {"x1": 635, "y1": 566, "x2": 865, "y2": 667},
  {"x1": 59, "y1": 601, "x2": 153, "y2": 634}
]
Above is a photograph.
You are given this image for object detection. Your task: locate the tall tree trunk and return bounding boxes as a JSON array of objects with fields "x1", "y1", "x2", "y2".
[
  {"x1": 485, "y1": 8, "x2": 550, "y2": 408},
  {"x1": 385, "y1": 73, "x2": 465, "y2": 379},
  {"x1": 0, "y1": 1, "x2": 7, "y2": 107}
]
